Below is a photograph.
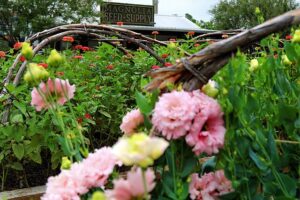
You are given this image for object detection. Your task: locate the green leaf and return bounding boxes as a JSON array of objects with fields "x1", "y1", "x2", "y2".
[
  {"x1": 13, "y1": 101, "x2": 27, "y2": 116},
  {"x1": 248, "y1": 148, "x2": 269, "y2": 172},
  {"x1": 179, "y1": 182, "x2": 189, "y2": 200},
  {"x1": 267, "y1": 131, "x2": 278, "y2": 163},
  {"x1": 12, "y1": 143, "x2": 25, "y2": 160},
  {"x1": 30, "y1": 151, "x2": 42, "y2": 164},
  {"x1": 181, "y1": 157, "x2": 198, "y2": 177},
  {"x1": 99, "y1": 110, "x2": 111, "y2": 118},
  {"x1": 11, "y1": 114, "x2": 23, "y2": 123},
  {"x1": 278, "y1": 173, "x2": 297, "y2": 197},
  {"x1": 135, "y1": 91, "x2": 152, "y2": 115},
  {"x1": 10, "y1": 162, "x2": 24, "y2": 171}
]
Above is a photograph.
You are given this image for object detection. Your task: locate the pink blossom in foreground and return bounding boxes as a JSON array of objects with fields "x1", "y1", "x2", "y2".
[
  {"x1": 185, "y1": 90, "x2": 226, "y2": 155},
  {"x1": 31, "y1": 78, "x2": 75, "y2": 111},
  {"x1": 189, "y1": 170, "x2": 233, "y2": 200},
  {"x1": 106, "y1": 168, "x2": 156, "y2": 200},
  {"x1": 120, "y1": 109, "x2": 144, "y2": 135},
  {"x1": 152, "y1": 91, "x2": 198, "y2": 140},
  {"x1": 42, "y1": 147, "x2": 120, "y2": 200}
]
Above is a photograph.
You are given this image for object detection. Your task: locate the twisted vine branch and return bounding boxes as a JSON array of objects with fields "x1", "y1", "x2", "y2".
[{"x1": 145, "y1": 9, "x2": 300, "y2": 91}]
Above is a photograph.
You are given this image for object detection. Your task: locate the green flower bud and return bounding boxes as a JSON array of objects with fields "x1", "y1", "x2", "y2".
[
  {"x1": 21, "y1": 42, "x2": 34, "y2": 60},
  {"x1": 202, "y1": 80, "x2": 219, "y2": 98},
  {"x1": 282, "y1": 55, "x2": 292, "y2": 66},
  {"x1": 61, "y1": 157, "x2": 72, "y2": 170},
  {"x1": 46, "y1": 49, "x2": 64, "y2": 67},
  {"x1": 255, "y1": 7, "x2": 261, "y2": 15},
  {"x1": 91, "y1": 191, "x2": 107, "y2": 200},
  {"x1": 24, "y1": 63, "x2": 49, "y2": 84},
  {"x1": 249, "y1": 59, "x2": 259, "y2": 72},
  {"x1": 168, "y1": 42, "x2": 177, "y2": 49},
  {"x1": 292, "y1": 30, "x2": 300, "y2": 43}
]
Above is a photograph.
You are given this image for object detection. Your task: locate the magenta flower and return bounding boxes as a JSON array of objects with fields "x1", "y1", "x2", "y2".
[
  {"x1": 42, "y1": 147, "x2": 120, "y2": 200},
  {"x1": 107, "y1": 168, "x2": 156, "y2": 200},
  {"x1": 31, "y1": 78, "x2": 75, "y2": 111},
  {"x1": 152, "y1": 91, "x2": 198, "y2": 140},
  {"x1": 185, "y1": 90, "x2": 226, "y2": 155},
  {"x1": 120, "y1": 109, "x2": 144, "y2": 135},
  {"x1": 189, "y1": 170, "x2": 233, "y2": 200}
]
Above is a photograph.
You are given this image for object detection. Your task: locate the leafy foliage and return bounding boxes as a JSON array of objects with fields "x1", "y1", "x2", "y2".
[{"x1": 210, "y1": 0, "x2": 298, "y2": 29}]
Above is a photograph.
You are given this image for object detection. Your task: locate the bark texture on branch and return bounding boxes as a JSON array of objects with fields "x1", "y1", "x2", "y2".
[{"x1": 145, "y1": 9, "x2": 300, "y2": 91}]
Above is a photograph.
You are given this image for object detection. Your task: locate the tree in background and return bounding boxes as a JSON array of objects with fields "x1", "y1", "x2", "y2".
[
  {"x1": 210, "y1": 0, "x2": 298, "y2": 30},
  {"x1": 185, "y1": 13, "x2": 215, "y2": 30},
  {"x1": 0, "y1": 0, "x2": 101, "y2": 46}
]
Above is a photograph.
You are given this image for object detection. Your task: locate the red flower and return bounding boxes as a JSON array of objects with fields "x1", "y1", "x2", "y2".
[
  {"x1": 0, "y1": 51, "x2": 6, "y2": 58},
  {"x1": 20, "y1": 55, "x2": 26, "y2": 62},
  {"x1": 14, "y1": 42, "x2": 23, "y2": 50},
  {"x1": 106, "y1": 64, "x2": 114, "y2": 70},
  {"x1": 151, "y1": 65, "x2": 160, "y2": 70},
  {"x1": 38, "y1": 63, "x2": 48, "y2": 69},
  {"x1": 84, "y1": 113, "x2": 92, "y2": 119},
  {"x1": 77, "y1": 118, "x2": 83, "y2": 124},
  {"x1": 74, "y1": 45, "x2": 83, "y2": 50},
  {"x1": 81, "y1": 46, "x2": 90, "y2": 51},
  {"x1": 187, "y1": 31, "x2": 195, "y2": 36},
  {"x1": 62, "y1": 36, "x2": 74, "y2": 43},
  {"x1": 56, "y1": 71, "x2": 64, "y2": 76},
  {"x1": 286, "y1": 35, "x2": 293, "y2": 40},
  {"x1": 161, "y1": 54, "x2": 169, "y2": 59},
  {"x1": 194, "y1": 43, "x2": 200, "y2": 47},
  {"x1": 73, "y1": 55, "x2": 83, "y2": 59},
  {"x1": 117, "y1": 21, "x2": 124, "y2": 26},
  {"x1": 164, "y1": 62, "x2": 173, "y2": 67},
  {"x1": 152, "y1": 31, "x2": 159, "y2": 35}
]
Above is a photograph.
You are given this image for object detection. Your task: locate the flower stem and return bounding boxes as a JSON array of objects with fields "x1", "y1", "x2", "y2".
[{"x1": 142, "y1": 169, "x2": 149, "y2": 200}]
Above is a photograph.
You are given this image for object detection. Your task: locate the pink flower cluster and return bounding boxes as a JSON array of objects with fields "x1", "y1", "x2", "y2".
[
  {"x1": 152, "y1": 91, "x2": 198, "y2": 140},
  {"x1": 31, "y1": 78, "x2": 75, "y2": 111},
  {"x1": 152, "y1": 90, "x2": 226, "y2": 155},
  {"x1": 120, "y1": 109, "x2": 144, "y2": 135},
  {"x1": 189, "y1": 170, "x2": 233, "y2": 200},
  {"x1": 106, "y1": 168, "x2": 156, "y2": 200},
  {"x1": 42, "y1": 147, "x2": 120, "y2": 200}
]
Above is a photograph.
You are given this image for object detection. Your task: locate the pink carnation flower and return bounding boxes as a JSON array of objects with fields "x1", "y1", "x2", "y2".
[
  {"x1": 152, "y1": 91, "x2": 198, "y2": 140},
  {"x1": 185, "y1": 90, "x2": 226, "y2": 155},
  {"x1": 31, "y1": 78, "x2": 75, "y2": 111},
  {"x1": 107, "y1": 168, "x2": 156, "y2": 200},
  {"x1": 42, "y1": 147, "x2": 120, "y2": 200},
  {"x1": 189, "y1": 170, "x2": 233, "y2": 200},
  {"x1": 120, "y1": 109, "x2": 144, "y2": 135}
]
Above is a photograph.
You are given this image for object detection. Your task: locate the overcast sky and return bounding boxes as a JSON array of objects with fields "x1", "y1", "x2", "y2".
[{"x1": 109, "y1": 0, "x2": 300, "y2": 21}]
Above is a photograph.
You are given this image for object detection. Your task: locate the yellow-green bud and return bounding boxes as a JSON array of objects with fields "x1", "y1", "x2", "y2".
[
  {"x1": 46, "y1": 49, "x2": 64, "y2": 67},
  {"x1": 292, "y1": 30, "x2": 300, "y2": 43},
  {"x1": 202, "y1": 80, "x2": 219, "y2": 98},
  {"x1": 282, "y1": 55, "x2": 292, "y2": 66},
  {"x1": 24, "y1": 63, "x2": 49, "y2": 84},
  {"x1": 21, "y1": 42, "x2": 34, "y2": 60},
  {"x1": 249, "y1": 59, "x2": 259, "y2": 72},
  {"x1": 255, "y1": 7, "x2": 261, "y2": 15},
  {"x1": 61, "y1": 157, "x2": 72, "y2": 170},
  {"x1": 91, "y1": 191, "x2": 107, "y2": 200},
  {"x1": 168, "y1": 42, "x2": 177, "y2": 49}
]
